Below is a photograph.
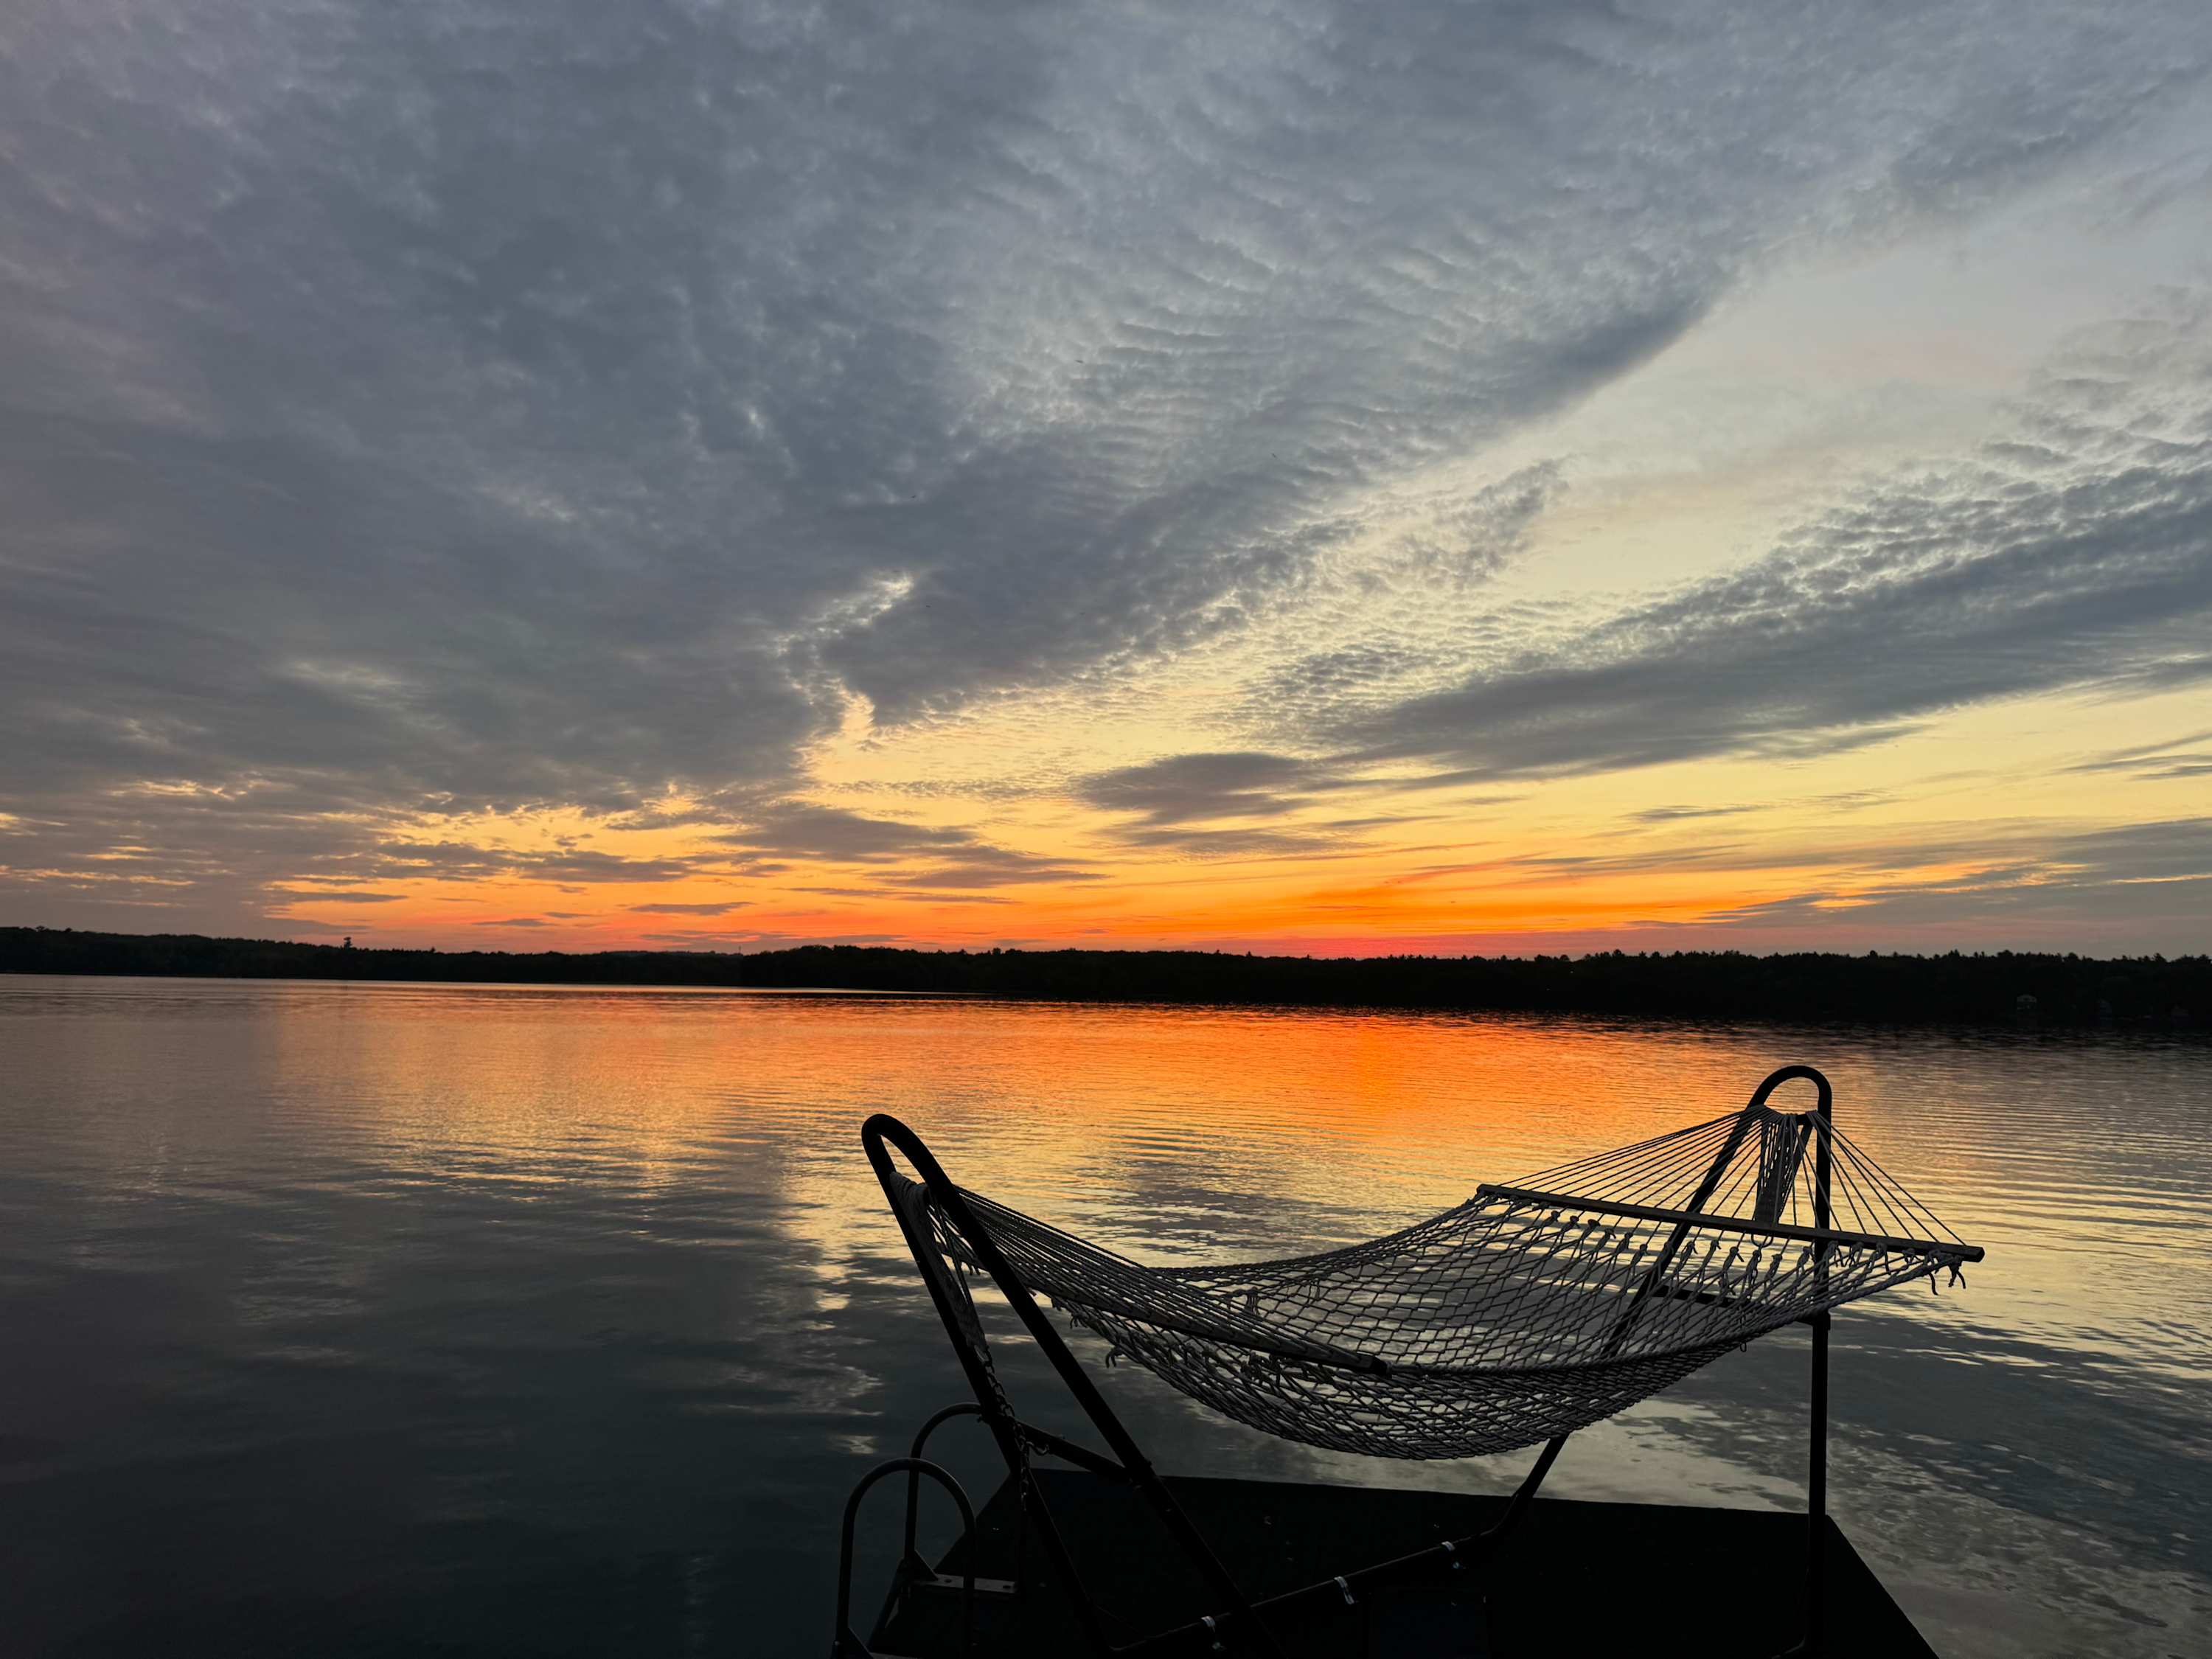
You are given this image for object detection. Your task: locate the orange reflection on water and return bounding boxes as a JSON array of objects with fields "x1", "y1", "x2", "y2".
[
  {"x1": 44, "y1": 975, "x2": 2194, "y2": 1391},
  {"x1": 13, "y1": 974, "x2": 2210, "y2": 1659}
]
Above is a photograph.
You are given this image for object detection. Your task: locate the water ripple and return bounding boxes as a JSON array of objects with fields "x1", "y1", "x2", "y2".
[{"x1": 0, "y1": 975, "x2": 2205, "y2": 1657}]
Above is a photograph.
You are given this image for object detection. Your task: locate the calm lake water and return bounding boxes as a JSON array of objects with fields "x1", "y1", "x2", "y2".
[{"x1": 1, "y1": 975, "x2": 2206, "y2": 1658}]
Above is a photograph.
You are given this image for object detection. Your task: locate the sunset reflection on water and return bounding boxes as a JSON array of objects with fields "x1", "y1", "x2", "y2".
[{"x1": 1, "y1": 976, "x2": 2205, "y2": 1658}]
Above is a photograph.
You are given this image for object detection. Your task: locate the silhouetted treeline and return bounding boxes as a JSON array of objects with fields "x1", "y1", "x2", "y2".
[{"x1": 4, "y1": 925, "x2": 2206, "y2": 1029}]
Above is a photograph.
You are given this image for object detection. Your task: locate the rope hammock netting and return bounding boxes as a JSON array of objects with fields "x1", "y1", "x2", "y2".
[{"x1": 886, "y1": 1085, "x2": 1979, "y2": 1461}]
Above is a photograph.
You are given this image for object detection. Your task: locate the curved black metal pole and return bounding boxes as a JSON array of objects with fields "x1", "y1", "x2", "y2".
[
  {"x1": 1602, "y1": 1065, "x2": 1829, "y2": 1360},
  {"x1": 1747, "y1": 1062, "x2": 1832, "y2": 1116},
  {"x1": 863, "y1": 1113, "x2": 1290, "y2": 1658},
  {"x1": 905, "y1": 1404, "x2": 991, "y2": 1581},
  {"x1": 1759, "y1": 1063, "x2": 1834, "y2": 1659},
  {"x1": 1806, "y1": 1079, "x2": 1834, "y2": 1656},
  {"x1": 1482, "y1": 1432, "x2": 1567, "y2": 1542},
  {"x1": 837, "y1": 1456, "x2": 978, "y2": 1659}
]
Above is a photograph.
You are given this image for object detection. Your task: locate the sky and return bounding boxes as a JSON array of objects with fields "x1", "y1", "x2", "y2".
[{"x1": 2, "y1": 0, "x2": 2210, "y2": 957}]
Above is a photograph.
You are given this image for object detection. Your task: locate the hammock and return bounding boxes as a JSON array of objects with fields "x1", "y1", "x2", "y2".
[
  {"x1": 877, "y1": 1073, "x2": 1980, "y2": 1461},
  {"x1": 850, "y1": 1067, "x2": 1983, "y2": 1658}
]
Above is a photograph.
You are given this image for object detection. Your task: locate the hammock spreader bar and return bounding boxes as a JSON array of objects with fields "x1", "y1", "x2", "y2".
[
  {"x1": 1473, "y1": 1183, "x2": 1988, "y2": 1261},
  {"x1": 856, "y1": 1062, "x2": 1983, "y2": 1659}
]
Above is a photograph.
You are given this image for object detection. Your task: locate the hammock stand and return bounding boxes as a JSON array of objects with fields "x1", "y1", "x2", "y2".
[{"x1": 849, "y1": 1065, "x2": 1982, "y2": 1658}]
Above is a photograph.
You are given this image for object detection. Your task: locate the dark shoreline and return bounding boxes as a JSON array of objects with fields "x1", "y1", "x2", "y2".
[{"x1": 4, "y1": 925, "x2": 2205, "y2": 1029}]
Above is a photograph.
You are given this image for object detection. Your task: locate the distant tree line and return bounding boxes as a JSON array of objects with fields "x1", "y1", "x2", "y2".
[{"x1": 3, "y1": 925, "x2": 2206, "y2": 1029}]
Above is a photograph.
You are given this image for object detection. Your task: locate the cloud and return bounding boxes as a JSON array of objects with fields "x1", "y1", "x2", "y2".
[
  {"x1": 503, "y1": 850, "x2": 708, "y2": 885},
  {"x1": 715, "y1": 802, "x2": 1095, "y2": 886},
  {"x1": 268, "y1": 889, "x2": 408, "y2": 904},
  {"x1": 2067, "y1": 730, "x2": 2212, "y2": 783},
  {"x1": 3, "y1": 0, "x2": 2208, "y2": 933},
  {"x1": 1396, "y1": 815, "x2": 2212, "y2": 914},
  {"x1": 1106, "y1": 824, "x2": 1356, "y2": 860},
  {"x1": 315, "y1": 839, "x2": 709, "y2": 887},
  {"x1": 796, "y1": 886, "x2": 1018, "y2": 905},
  {"x1": 1691, "y1": 819, "x2": 2212, "y2": 942},
  {"x1": 876, "y1": 858, "x2": 1101, "y2": 890},
  {"x1": 630, "y1": 900, "x2": 749, "y2": 916},
  {"x1": 1247, "y1": 462, "x2": 1568, "y2": 722},
  {"x1": 1336, "y1": 303, "x2": 2212, "y2": 779},
  {"x1": 1631, "y1": 805, "x2": 1758, "y2": 824},
  {"x1": 2052, "y1": 817, "x2": 2212, "y2": 885},
  {"x1": 470, "y1": 916, "x2": 549, "y2": 928},
  {"x1": 712, "y1": 805, "x2": 985, "y2": 865},
  {"x1": 1074, "y1": 751, "x2": 1470, "y2": 858},
  {"x1": 1079, "y1": 753, "x2": 1341, "y2": 827},
  {"x1": 1075, "y1": 751, "x2": 1415, "y2": 859}
]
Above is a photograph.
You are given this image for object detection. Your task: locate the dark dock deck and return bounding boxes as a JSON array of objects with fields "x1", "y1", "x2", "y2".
[{"x1": 865, "y1": 1469, "x2": 1939, "y2": 1658}]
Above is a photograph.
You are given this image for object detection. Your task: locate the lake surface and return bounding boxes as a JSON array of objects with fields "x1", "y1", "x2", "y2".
[{"x1": 1, "y1": 975, "x2": 2206, "y2": 1658}]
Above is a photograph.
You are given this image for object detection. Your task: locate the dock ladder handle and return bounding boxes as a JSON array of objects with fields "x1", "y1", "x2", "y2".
[
  {"x1": 835, "y1": 1456, "x2": 978, "y2": 1659},
  {"x1": 901, "y1": 1405, "x2": 993, "y2": 1586}
]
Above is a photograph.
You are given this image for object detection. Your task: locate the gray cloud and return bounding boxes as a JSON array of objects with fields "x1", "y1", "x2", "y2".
[
  {"x1": 1339, "y1": 305, "x2": 2212, "y2": 778},
  {"x1": 630, "y1": 900, "x2": 750, "y2": 917},
  {"x1": 875, "y1": 855, "x2": 1102, "y2": 890},
  {"x1": 1396, "y1": 815, "x2": 2212, "y2": 908},
  {"x1": 2067, "y1": 730, "x2": 2212, "y2": 782},
  {"x1": 2052, "y1": 818, "x2": 2212, "y2": 885},
  {"x1": 504, "y1": 850, "x2": 709, "y2": 885},
  {"x1": 1251, "y1": 462, "x2": 1568, "y2": 720},
  {"x1": 1075, "y1": 751, "x2": 1405, "y2": 858},
  {"x1": 711, "y1": 806, "x2": 984, "y2": 865},
  {"x1": 2, "y1": 1, "x2": 2209, "y2": 927},
  {"x1": 712, "y1": 802, "x2": 1093, "y2": 886},
  {"x1": 269, "y1": 890, "x2": 408, "y2": 905},
  {"x1": 795, "y1": 886, "x2": 1018, "y2": 905},
  {"x1": 1105, "y1": 824, "x2": 1355, "y2": 860},
  {"x1": 1632, "y1": 804, "x2": 1759, "y2": 824},
  {"x1": 1360, "y1": 818, "x2": 2211, "y2": 950},
  {"x1": 1695, "y1": 820, "x2": 2211, "y2": 942},
  {"x1": 1079, "y1": 753, "x2": 1340, "y2": 827}
]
